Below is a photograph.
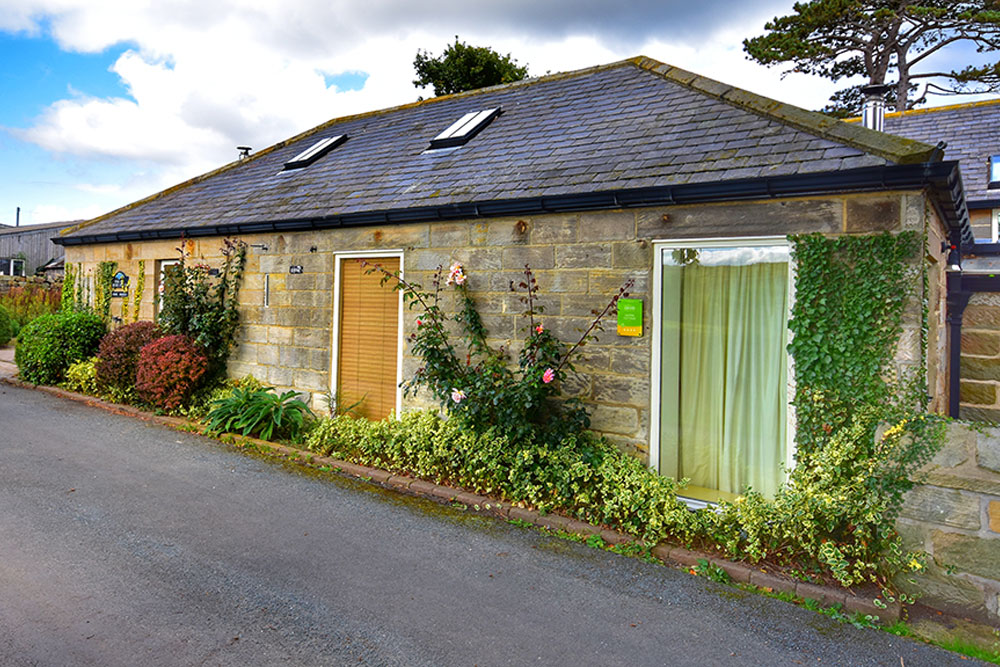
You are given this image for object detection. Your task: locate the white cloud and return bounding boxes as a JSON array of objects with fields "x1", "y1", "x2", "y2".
[{"x1": 13, "y1": 0, "x2": 971, "y2": 222}]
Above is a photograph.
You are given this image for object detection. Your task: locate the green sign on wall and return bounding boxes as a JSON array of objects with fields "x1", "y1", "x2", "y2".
[{"x1": 617, "y1": 298, "x2": 643, "y2": 337}]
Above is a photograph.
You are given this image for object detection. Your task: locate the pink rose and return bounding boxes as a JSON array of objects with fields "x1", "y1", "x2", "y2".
[
  {"x1": 542, "y1": 368, "x2": 555, "y2": 384},
  {"x1": 446, "y1": 262, "x2": 466, "y2": 286},
  {"x1": 451, "y1": 388, "x2": 467, "y2": 403},
  {"x1": 535, "y1": 324, "x2": 544, "y2": 334}
]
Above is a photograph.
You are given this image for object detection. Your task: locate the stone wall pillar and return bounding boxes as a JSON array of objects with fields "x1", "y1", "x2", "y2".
[
  {"x1": 898, "y1": 423, "x2": 1000, "y2": 623},
  {"x1": 958, "y1": 293, "x2": 1000, "y2": 422}
]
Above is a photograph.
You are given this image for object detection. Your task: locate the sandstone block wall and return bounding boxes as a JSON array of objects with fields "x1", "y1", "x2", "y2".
[
  {"x1": 898, "y1": 423, "x2": 1000, "y2": 623},
  {"x1": 0, "y1": 274, "x2": 61, "y2": 295},
  {"x1": 959, "y1": 293, "x2": 1000, "y2": 423},
  {"x1": 63, "y1": 190, "x2": 941, "y2": 460}
]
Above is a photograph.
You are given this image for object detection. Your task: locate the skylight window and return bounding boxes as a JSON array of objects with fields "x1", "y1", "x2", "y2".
[
  {"x1": 283, "y1": 134, "x2": 347, "y2": 170},
  {"x1": 990, "y1": 155, "x2": 1000, "y2": 189},
  {"x1": 429, "y1": 107, "x2": 501, "y2": 149}
]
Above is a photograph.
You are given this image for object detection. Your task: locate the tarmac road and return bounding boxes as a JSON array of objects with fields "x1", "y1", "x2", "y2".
[{"x1": 0, "y1": 382, "x2": 977, "y2": 666}]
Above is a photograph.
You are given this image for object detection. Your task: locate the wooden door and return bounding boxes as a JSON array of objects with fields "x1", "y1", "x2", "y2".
[{"x1": 336, "y1": 257, "x2": 400, "y2": 420}]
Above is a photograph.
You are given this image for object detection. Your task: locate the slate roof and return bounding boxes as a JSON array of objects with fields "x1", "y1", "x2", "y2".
[
  {"x1": 62, "y1": 56, "x2": 943, "y2": 243},
  {"x1": 879, "y1": 99, "x2": 1000, "y2": 206},
  {"x1": 0, "y1": 220, "x2": 77, "y2": 236}
]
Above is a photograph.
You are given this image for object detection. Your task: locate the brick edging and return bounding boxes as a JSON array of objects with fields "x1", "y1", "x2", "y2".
[{"x1": 0, "y1": 373, "x2": 900, "y2": 621}]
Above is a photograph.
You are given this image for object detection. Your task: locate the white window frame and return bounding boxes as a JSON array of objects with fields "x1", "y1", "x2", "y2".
[
  {"x1": 155, "y1": 258, "x2": 181, "y2": 317},
  {"x1": 649, "y1": 236, "x2": 797, "y2": 506},
  {"x1": 0, "y1": 258, "x2": 24, "y2": 277},
  {"x1": 329, "y1": 250, "x2": 405, "y2": 419},
  {"x1": 991, "y1": 209, "x2": 1000, "y2": 243}
]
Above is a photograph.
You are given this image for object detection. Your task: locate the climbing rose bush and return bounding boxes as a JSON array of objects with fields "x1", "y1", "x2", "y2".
[{"x1": 365, "y1": 261, "x2": 631, "y2": 445}]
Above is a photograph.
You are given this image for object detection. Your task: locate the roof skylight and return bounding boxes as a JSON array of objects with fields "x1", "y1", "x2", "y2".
[
  {"x1": 283, "y1": 135, "x2": 347, "y2": 170},
  {"x1": 429, "y1": 108, "x2": 501, "y2": 149},
  {"x1": 990, "y1": 155, "x2": 1000, "y2": 189}
]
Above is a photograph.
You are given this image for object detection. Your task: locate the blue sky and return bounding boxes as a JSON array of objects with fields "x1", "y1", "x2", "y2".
[{"x1": 0, "y1": 1, "x2": 995, "y2": 228}]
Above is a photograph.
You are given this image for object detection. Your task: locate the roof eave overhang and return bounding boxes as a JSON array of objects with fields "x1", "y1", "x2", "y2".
[{"x1": 55, "y1": 161, "x2": 973, "y2": 248}]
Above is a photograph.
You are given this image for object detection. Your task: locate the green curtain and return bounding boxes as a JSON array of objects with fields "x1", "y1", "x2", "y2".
[{"x1": 661, "y1": 255, "x2": 788, "y2": 500}]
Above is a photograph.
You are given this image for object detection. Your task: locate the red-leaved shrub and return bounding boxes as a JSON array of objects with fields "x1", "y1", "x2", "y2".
[
  {"x1": 95, "y1": 321, "x2": 162, "y2": 393},
  {"x1": 136, "y1": 335, "x2": 209, "y2": 410}
]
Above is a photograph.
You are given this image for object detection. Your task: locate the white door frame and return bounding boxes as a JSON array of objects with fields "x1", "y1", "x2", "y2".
[
  {"x1": 648, "y1": 236, "x2": 797, "y2": 498},
  {"x1": 330, "y1": 250, "x2": 405, "y2": 418}
]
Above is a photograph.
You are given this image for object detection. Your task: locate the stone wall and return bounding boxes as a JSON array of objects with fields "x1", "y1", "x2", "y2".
[
  {"x1": 0, "y1": 274, "x2": 61, "y2": 295},
  {"x1": 960, "y1": 292, "x2": 1000, "y2": 422},
  {"x1": 898, "y1": 423, "x2": 1000, "y2": 623},
  {"x1": 63, "y1": 189, "x2": 941, "y2": 460}
]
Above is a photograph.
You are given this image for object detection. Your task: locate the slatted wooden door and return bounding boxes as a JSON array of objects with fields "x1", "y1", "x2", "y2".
[{"x1": 336, "y1": 257, "x2": 400, "y2": 420}]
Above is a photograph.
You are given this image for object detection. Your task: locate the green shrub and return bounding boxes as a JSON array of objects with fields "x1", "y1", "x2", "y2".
[
  {"x1": 135, "y1": 335, "x2": 209, "y2": 410},
  {"x1": 0, "y1": 305, "x2": 13, "y2": 346},
  {"x1": 14, "y1": 311, "x2": 106, "y2": 385},
  {"x1": 207, "y1": 387, "x2": 314, "y2": 441},
  {"x1": 95, "y1": 321, "x2": 162, "y2": 394},
  {"x1": 61, "y1": 357, "x2": 100, "y2": 395}
]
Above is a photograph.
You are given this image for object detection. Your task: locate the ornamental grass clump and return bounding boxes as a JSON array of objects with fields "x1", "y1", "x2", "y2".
[
  {"x1": 0, "y1": 305, "x2": 14, "y2": 346},
  {"x1": 364, "y1": 261, "x2": 632, "y2": 445},
  {"x1": 0, "y1": 283, "x2": 61, "y2": 328}
]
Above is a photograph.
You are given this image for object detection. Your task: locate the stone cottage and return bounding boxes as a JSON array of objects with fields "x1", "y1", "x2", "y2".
[{"x1": 55, "y1": 56, "x2": 970, "y2": 508}]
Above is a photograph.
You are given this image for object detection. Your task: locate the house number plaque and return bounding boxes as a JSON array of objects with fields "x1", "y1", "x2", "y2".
[
  {"x1": 617, "y1": 298, "x2": 643, "y2": 337},
  {"x1": 111, "y1": 271, "x2": 129, "y2": 298},
  {"x1": 289, "y1": 265, "x2": 304, "y2": 274}
]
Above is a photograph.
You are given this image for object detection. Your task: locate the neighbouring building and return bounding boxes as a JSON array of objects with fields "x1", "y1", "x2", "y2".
[
  {"x1": 0, "y1": 220, "x2": 76, "y2": 276},
  {"x1": 875, "y1": 100, "x2": 1000, "y2": 241},
  {"x1": 55, "y1": 56, "x2": 970, "y2": 508}
]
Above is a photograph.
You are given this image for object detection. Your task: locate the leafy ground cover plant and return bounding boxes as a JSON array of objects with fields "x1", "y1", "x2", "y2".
[
  {"x1": 364, "y1": 261, "x2": 631, "y2": 445},
  {"x1": 135, "y1": 334, "x2": 208, "y2": 410},
  {"x1": 61, "y1": 357, "x2": 100, "y2": 395},
  {"x1": 207, "y1": 386, "x2": 314, "y2": 441},
  {"x1": 95, "y1": 321, "x2": 162, "y2": 397},
  {"x1": 0, "y1": 283, "x2": 61, "y2": 328},
  {"x1": 14, "y1": 311, "x2": 106, "y2": 385}
]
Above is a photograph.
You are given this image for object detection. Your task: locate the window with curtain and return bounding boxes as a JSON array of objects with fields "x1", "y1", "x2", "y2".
[{"x1": 659, "y1": 243, "x2": 790, "y2": 503}]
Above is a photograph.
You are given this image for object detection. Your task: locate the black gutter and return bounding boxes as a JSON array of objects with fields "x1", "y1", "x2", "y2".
[
  {"x1": 55, "y1": 161, "x2": 972, "y2": 247},
  {"x1": 967, "y1": 242, "x2": 1000, "y2": 256},
  {"x1": 968, "y1": 198, "x2": 1000, "y2": 210}
]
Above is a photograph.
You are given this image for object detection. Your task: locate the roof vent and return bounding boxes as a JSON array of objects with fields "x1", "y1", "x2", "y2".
[
  {"x1": 860, "y1": 84, "x2": 891, "y2": 132},
  {"x1": 429, "y1": 107, "x2": 501, "y2": 149},
  {"x1": 283, "y1": 135, "x2": 347, "y2": 170}
]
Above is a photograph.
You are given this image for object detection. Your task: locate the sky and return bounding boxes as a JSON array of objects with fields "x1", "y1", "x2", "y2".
[{"x1": 0, "y1": 1, "x2": 996, "y2": 227}]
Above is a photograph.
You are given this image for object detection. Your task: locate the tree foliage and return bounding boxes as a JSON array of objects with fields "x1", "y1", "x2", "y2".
[
  {"x1": 413, "y1": 37, "x2": 528, "y2": 97},
  {"x1": 744, "y1": 1, "x2": 1000, "y2": 114}
]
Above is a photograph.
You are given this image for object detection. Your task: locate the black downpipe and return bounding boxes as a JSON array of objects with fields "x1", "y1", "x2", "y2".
[{"x1": 946, "y1": 271, "x2": 971, "y2": 418}]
